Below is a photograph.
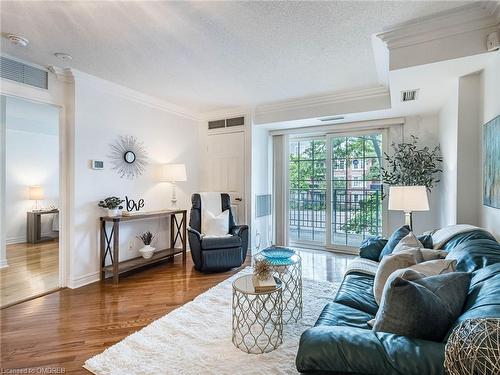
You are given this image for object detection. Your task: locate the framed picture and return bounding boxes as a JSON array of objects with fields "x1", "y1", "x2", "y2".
[{"x1": 483, "y1": 115, "x2": 500, "y2": 208}]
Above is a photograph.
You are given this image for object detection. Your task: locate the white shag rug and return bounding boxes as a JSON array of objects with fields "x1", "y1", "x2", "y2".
[{"x1": 84, "y1": 267, "x2": 339, "y2": 375}]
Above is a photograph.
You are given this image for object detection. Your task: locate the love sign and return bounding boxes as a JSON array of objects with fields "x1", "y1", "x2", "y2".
[{"x1": 125, "y1": 196, "x2": 145, "y2": 212}]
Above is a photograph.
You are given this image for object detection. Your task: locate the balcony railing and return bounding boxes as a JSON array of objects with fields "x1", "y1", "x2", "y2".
[{"x1": 289, "y1": 188, "x2": 383, "y2": 246}]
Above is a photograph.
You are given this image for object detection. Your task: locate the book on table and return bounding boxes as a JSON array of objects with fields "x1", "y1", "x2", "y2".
[{"x1": 253, "y1": 274, "x2": 276, "y2": 292}]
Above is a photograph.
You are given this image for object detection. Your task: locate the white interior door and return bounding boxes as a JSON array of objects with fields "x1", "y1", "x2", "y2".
[{"x1": 205, "y1": 131, "x2": 246, "y2": 224}]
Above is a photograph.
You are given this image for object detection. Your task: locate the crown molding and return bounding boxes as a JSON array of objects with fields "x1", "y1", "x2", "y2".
[
  {"x1": 69, "y1": 69, "x2": 201, "y2": 121},
  {"x1": 378, "y1": 2, "x2": 500, "y2": 50},
  {"x1": 254, "y1": 85, "x2": 389, "y2": 116}
]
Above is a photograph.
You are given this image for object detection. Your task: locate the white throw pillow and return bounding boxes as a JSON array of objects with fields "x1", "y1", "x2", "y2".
[
  {"x1": 203, "y1": 209, "x2": 229, "y2": 236},
  {"x1": 393, "y1": 232, "x2": 422, "y2": 253},
  {"x1": 373, "y1": 253, "x2": 417, "y2": 305}
]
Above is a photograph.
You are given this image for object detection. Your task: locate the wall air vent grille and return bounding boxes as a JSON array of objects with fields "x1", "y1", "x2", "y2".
[
  {"x1": 0, "y1": 56, "x2": 48, "y2": 89},
  {"x1": 208, "y1": 116, "x2": 245, "y2": 130},
  {"x1": 401, "y1": 89, "x2": 419, "y2": 102},
  {"x1": 256, "y1": 194, "x2": 272, "y2": 218},
  {"x1": 208, "y1": 119, "x2": 226, "y2": 130},
  {"x1": 226, "y1": 116, "x2": 245, "y2": 127}
]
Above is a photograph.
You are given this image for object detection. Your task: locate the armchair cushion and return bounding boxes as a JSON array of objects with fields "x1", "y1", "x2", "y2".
[{"x1": 201, "y1": 235, "x2": 241, "y2": 250}]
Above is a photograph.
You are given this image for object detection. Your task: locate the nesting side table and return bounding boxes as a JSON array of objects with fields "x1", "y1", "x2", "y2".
[
  {"x1": 232, "y1": 275, "x2": 283, "y2": 354},
  {"x1": 255, "y1": 247, "x2": 303, "y2": 324}
]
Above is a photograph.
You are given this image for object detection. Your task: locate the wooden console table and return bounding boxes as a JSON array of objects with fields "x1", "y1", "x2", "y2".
[
  {"x1": 27, "y1": 209, "x2": 59, "y2": 244},
  {"x1": 99, "y1": 210, "x2": 187, "y2": 284}
]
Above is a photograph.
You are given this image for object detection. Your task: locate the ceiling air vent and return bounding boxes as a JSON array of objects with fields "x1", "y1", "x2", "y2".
[
  {"x1": 208, "y1": 116, "x2": 245, "y2": 130},
  {"x1": 401, "y1": 89, "x2": 419, "y2": 102},
  {"x1": 0, "y1": 56, "x2": 48, "y2": 90}
]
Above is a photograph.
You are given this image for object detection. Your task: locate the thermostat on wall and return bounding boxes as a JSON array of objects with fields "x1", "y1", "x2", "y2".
[{"x1": 91, "y1": 160, "x2": 104, "y2": 170}]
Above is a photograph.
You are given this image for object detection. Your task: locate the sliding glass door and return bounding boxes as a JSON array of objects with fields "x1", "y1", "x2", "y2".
[
  {"x1": 288, "y1": 131, "x2": 384, "y2": 250},
  {"x1": 289, "y1": 139, "x2": 326, "y2": 243},
  {"x1": 328, "y1": 132, "x2": 383, "y2": 248}
]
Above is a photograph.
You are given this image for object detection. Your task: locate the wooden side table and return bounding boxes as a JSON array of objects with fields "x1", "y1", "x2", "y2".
[
  {"x1": 99, "y1": 210, "x2": 187, "y2": 284},
  {"x1": 27, "y1": 209, "x2": 59, "y2": 244}
]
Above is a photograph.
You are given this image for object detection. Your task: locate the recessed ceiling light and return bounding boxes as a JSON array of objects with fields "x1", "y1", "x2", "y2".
[
  {"x1": 6, "y1": 34, "x2": 29, "y2": 47},
  {"x1": 319, "y1": 116, "x2": 344, "y2": 122},
  {"x1": 54, "y1": 52, "x2": 73, "y2": 61}
]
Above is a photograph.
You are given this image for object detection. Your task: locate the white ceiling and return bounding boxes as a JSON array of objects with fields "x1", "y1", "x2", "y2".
[{"x1": 1, "y1": 1, "x2": 472, "y2": 113}]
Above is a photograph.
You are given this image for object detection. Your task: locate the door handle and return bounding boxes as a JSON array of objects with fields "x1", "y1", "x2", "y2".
[{"x1": 235, "y1": 197, "x2": 242, "y2": 202}]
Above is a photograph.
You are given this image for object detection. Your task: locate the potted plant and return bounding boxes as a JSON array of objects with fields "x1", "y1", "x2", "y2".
[
  {"x1": 382, "y1": 135, "x2": 443, "y2": 191},
  {"x1": 137, "y1": 231, "x2": 156, "y2": 259},
  {"x1": 98, "y1": 196, "x2": 124, "y2": 217}
]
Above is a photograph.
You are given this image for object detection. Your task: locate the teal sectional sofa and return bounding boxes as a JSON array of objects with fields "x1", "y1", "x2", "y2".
[{"x1": 296, "y1": 229, "x2": 500, "y2": 375}]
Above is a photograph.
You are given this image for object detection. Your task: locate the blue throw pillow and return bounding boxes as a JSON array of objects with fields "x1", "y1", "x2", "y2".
[
  {"x1": 359, "y1": 236, "x2": 388, "y2": 261},
  {"x1": 417, "y1": 234, "x2": 433, "y2": 248},
  {"x1": 373, "y1": 271, "x2": 471, "y2": 342},
  {"x1": 378, "y1": 225, "x2": 411, "y2": 261}
]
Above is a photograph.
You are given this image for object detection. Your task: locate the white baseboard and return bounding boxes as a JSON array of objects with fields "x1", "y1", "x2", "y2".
[
  {"x1": 6, "y1": 236, "x2": 26, "y2": 245},
  {"x1": 6, "y1": 232, "x2": 58, "y2": 245},
  {"x1": 0, "y1": 259, "x2": 8, "y2": 269},
  {"x1": 67, "y1": 271, "x2": 100, "y2": 289}
]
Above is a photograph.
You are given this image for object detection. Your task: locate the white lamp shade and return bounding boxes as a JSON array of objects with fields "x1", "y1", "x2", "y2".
[
  {"x1": 159, "y1": 164, "x2": 187, "y2": 182},
  {"x1": 388, "y1": 186, "x2": 429, "y2": 212},
  {"x1": 29, "y1": 185, "x2": 45, "y2": 200}
]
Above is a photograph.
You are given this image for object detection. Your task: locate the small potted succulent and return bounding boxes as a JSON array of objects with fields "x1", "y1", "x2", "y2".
[
  {"x1": 137, "y1": 231, "x2": 156, "y2": 259},
  {"x1": 98, "y1": 196, "x2": 124, "y2": 217}
]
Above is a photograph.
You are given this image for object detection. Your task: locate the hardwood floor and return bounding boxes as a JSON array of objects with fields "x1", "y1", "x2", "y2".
[
  {"x1": 0, "y1": 249, "x2": 352, "y2": 374},
  {"x1": 0, "y1": 240, "x2": 59, "y2": 307}
]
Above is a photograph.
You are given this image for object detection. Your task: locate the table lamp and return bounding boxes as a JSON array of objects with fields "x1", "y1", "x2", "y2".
[
  {"x1": 29, "y1": 185, "x2": 45, "y2": 212},
  {"x1": 388, "y1": 186, "x2": 429, "y2": 230},
  {"x1": 159, "y1": 164, "x2": 187, "y2": 209}
]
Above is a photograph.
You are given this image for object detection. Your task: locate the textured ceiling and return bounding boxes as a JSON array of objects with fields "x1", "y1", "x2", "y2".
[{"x1": 1, "y1": 1, "x2": 472, "y2": 113}]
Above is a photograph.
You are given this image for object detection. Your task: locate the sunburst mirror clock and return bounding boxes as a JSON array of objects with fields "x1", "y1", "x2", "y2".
[{"x1": 109, "y1": 135, "x2": 148, "y2": 179}]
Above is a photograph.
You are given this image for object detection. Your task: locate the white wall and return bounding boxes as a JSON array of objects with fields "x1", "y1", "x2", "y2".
[
  {"x1": 480, "y1": 51, "x2": 500, "y2": 239},
  {"x1": 436, "y1": 52, "x2": 499, "y2": 237},
  {"x1": 70, "y1": 72, "x2": 201, "y2": 287},
  {"x1": 457, "y1": 73, "x2": 482, "y2": 225},
  {"x1": 251, "y1": 125, "x2": 272, "y2": 252},
  {"x1": 387, "y1": 114, "x2": 443, "y2": 235},
  {"x1": 5, "y1": 130, "x2": 59, "y2": 243},
  {"x1": 438, "y1": 83, "x2": 459, "y2": 226}
]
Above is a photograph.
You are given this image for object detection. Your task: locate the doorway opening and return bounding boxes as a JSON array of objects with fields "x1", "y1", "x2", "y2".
[{"x1": 1, "y1": 95, "x2": 61, "y2": 307}]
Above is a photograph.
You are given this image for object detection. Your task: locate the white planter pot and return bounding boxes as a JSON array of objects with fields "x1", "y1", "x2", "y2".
[
  {"x1": 139, "y1": 245, "x2": 155, "y2": 259},
  {"x1": 107, "y1": 208, "x2": 121, "y2": 217}
]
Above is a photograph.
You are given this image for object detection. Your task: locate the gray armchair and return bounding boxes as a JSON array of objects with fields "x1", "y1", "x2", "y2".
[{"x1": 188, "y1": 193, "x2": 248, "y2": 272}]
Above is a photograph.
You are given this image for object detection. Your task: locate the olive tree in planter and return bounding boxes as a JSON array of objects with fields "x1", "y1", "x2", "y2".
[{"x1": 382, "y1": 135, "x2": 443, "y2": 191}]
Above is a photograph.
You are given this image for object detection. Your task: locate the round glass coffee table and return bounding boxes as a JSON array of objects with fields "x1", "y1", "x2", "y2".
[
  {"x1": 255, "y1": 247, "x2": 302, "y2": 323},
  {"x1": 232, "y1": 275, "x2": 283, "y2": 354}
]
